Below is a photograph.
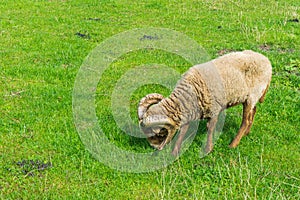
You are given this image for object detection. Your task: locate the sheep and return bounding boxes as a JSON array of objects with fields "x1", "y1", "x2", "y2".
[{"x1": 138, "y1": 50, "x2": 272, "y2": 156}]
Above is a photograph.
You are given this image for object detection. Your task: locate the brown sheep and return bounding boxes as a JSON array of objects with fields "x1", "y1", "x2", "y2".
[{"x1": 138, "y1": 50, "x2": 272, "y2": 156}]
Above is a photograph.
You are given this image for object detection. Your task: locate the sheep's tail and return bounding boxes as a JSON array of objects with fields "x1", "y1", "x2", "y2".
[{"x1": 259, "y1": 83, "x2": 270, "y2": 103}]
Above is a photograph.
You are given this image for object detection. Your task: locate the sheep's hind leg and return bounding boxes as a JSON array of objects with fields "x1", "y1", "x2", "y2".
[
  {"x1": 243, "y1": 106, "x2": 256, "y2": 136},
  {"x1": 229, "y1": 102, "x2": 256, "y2": 148}
]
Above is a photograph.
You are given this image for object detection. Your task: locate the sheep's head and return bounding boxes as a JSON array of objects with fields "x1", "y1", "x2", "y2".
[{"x1": 138, "y1": 93, "x2": 177, "y2": 150}]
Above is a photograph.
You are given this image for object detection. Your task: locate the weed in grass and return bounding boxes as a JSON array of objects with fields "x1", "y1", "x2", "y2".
[{"x1": 15, "y1": 159, "x2": 52, "y2": 177}]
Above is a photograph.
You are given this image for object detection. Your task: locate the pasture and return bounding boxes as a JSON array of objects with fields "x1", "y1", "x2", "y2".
[{"x1": 1, "y1": 0, "x2": 299, "y2": 199}]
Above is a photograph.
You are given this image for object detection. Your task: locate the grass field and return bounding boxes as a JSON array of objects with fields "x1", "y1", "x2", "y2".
[{"x1": 1, "y1": 0, "x2": 299, "y2": 199}]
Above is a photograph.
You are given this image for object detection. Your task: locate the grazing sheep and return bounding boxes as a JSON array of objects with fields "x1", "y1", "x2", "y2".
[{"x1": 138, "y1": 50, "x2": 272, "y2": 156}]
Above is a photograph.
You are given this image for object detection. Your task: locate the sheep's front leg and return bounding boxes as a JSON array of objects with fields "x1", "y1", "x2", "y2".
[
  {"x1": 172, "y1": 123, "x2": 190, "y2": 156},
  {"x1": 205, "y1": 116, "x2": 219, "y2": 154},
  {"x1": 229, "y1": 102, "x2": 256, "y2": 148}
]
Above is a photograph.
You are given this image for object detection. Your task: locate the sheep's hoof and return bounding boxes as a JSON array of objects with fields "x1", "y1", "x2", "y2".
[
  {"x1": 229, "y1": 142, "x2": 238, "y2": 148},
  {"x1": 205, "y1": 145, "x2": 213, "y2": 154},
  {"x1": 171, "y1": 148, "x2": 180, "y2": 157}
]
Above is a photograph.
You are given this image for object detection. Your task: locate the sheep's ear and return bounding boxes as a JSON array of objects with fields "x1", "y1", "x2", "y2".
[{"x1": 137, "y1": 93, "x2": 164, "y2": 121}]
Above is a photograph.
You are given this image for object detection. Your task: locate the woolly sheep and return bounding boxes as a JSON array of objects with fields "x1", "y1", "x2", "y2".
[{"x1": 138, "y1": 50, "x2": 272, "y2": 156}]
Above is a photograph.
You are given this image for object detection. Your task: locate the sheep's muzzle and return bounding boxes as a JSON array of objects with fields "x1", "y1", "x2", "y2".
[{"x1": 140, "y1": 126, "x2": 168, "y2": 149}]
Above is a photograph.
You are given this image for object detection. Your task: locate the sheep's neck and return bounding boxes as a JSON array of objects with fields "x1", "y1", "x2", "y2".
[{"x1": 161, "y1": 93, "x2": 203, "y2": 126}]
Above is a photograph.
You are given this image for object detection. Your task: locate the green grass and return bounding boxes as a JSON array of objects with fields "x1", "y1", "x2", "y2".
[{"x1": 1, "y1": 0, "x2": 299, "y2": 199}]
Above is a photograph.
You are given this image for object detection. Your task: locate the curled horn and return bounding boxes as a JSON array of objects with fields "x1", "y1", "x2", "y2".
[
  {"x1": 138, "y1": 93, "x2": 164, "y2": 121},
  {"x1": 142, "y1": 115, "x2": 171, "y2": 127}
]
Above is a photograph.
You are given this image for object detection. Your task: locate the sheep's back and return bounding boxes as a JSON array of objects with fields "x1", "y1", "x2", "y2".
[{"x1": 213, "y1": 50, "x2": 272, "y2": 105}]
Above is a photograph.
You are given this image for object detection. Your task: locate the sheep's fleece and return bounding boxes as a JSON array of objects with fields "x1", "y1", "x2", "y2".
[{"x1": 138, "y1": 50, "x2": 272, "y2": 155}]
